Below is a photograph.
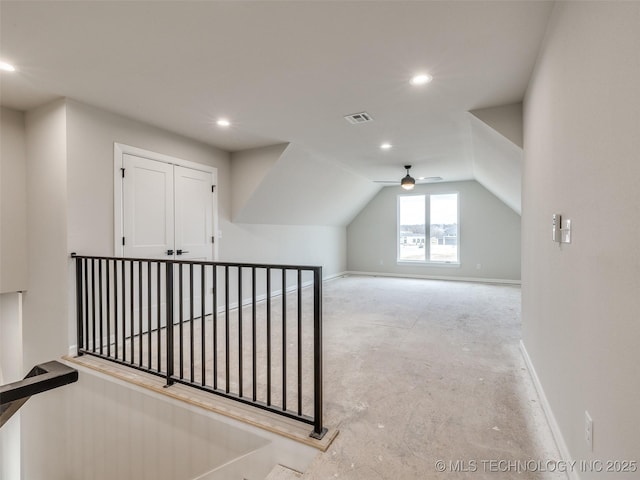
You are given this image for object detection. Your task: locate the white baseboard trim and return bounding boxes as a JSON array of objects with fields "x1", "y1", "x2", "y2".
[
  {"x1": 346, "y1": 270, "x2": 521, "y2": 285},
  {"x1": 323, "y1": 271, "x2": 348, "y2": 283},
  {"x1": 519, "y1": 340, "x2": 578, "y2": 480}
]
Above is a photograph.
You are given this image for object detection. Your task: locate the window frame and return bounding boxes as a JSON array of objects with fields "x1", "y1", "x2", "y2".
[{"x1": 396, "y1": 192, "x2": 460, "y2": 266}]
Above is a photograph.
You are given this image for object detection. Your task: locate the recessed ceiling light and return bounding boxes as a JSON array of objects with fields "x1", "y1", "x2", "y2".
[
  {"x1": 0, "y1": 61, "x2": 16, "y2": 72},
  {"x1": 410, "y1": 73, "x2": 432, "y2": 86},
  {"x1": 380, "y1": 143, "x2": 392, "y2": 150},
  {"x1": 216, "y1": 119, "x2": 230, "y2": 127}
]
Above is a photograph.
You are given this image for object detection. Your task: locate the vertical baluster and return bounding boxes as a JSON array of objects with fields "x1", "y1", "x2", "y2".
[
  {"x1": 157, "y1": 260, "x2": 162, "y2": 372},
  {"x1": 224, "y1": 265, "x2": 230, "y2": 393},
  {"x1": 212, "y1": 265, "x2": 218, "y2": 389},
  {"x1": 190, "y1": 263, "x2": 195, "y2": 383},
  {"x1": 84, "y1": 260, "x2": 89, "y2": 354},
  {"x1": 130, "y1": 261, "x2": 134, "y2": 363},
  {"x1": 106, "y1": 260, "x2": 111, "y2": 358},
  {"x1": 179, "y1": 263, "x2": 184, "y2": 379},
  {"x1": 252, "y1": 267, "x2": 257, "y2": 402},
  {"x1": 113, "y1": 259, "x2": 118, "y2": 360},
  {"x1": 297, "y1": 269, "x2": 302, "y2": 416},
  {"x1": 282, "y1": 269, "x2": 287, "y2": 412},
  {"x1": 138, "y1": 261, "x2": 143, "y2": 366},
  {"x1": 201, "y1": 264, "x2": 206, "y2": 386},
  {"x1": 238, "y1": 267, "x2": 243, "y2": 398},
  {"x1": 98, "y1": 260, "x2": 104, "y2": 355},
  {"x1": 114, "y1": 260, "x2": 119, "y2": 360},
  {"x1": 121, "y1": 260, "x2": 126, "y2": 362},
  {"x1": 91, "y1": 259, "x2": 96, "y2": 353},
  {"x1": 266, "y1": 267, "x2": 272, "y2": 406},
  {"x1": 147, "y1": 262, "x2": 152, "y2": 370}
]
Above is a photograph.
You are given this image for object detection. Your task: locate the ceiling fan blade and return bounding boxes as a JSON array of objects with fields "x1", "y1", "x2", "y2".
[
  {"x1": 374, "y1": 176, "x2": 442, "y2": 184},
  {"x1": 416, "y1": 176, "x2": 443, "y2": 183}
]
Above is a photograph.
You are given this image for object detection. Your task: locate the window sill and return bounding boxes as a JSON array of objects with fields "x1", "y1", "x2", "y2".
[{"x1": 396, "y1": 260, "x2": 460, "y2": 268}]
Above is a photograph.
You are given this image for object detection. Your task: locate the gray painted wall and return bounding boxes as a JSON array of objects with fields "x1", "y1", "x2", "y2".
[
  {"x1": 22, "y1": 98, "x2": 70, "y2": 479},
  {"x1": 347, "y1": 180, "x2": 521, "y2": 281},
  {"x1": 66, "y1": 100, "x2": 346, "y2": 279},
  {"x1": 230, "y1": 142, "x2": 380, "y2": 227},
  {"x1": 0, "y1": 107, "x2": 28, "y2": 293},
  {"x1": 523, "y1": 1, "x2": 640, "y2": 475}
]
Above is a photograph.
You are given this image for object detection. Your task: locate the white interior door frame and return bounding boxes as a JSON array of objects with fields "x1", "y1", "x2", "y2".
[{"x1": 114, "y1": 142, "x2": 218, "y2": 259}]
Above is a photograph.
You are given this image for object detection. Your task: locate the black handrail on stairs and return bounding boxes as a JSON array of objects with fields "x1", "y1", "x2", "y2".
[{"x1": 0, "y1": 361, "x2": 79, "y2": 428}]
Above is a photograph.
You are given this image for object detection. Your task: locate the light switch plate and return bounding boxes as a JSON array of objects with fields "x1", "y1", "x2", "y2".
[{"x1": 562, "y1": 219, "x2": 571, "y2": 243}]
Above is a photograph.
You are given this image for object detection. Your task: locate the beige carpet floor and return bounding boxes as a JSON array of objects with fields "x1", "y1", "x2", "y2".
[{"x1": 298, "y1": 275, "x2": 563, "y2": 480}]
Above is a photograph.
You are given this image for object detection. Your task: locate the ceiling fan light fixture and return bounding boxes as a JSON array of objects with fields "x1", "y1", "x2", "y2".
[
  {"x1": 401, "y1": 175, "x2": 415, "y2": 190},
  {"x1": 400, "y1": 165, "x2": 415, "y2": 190}
]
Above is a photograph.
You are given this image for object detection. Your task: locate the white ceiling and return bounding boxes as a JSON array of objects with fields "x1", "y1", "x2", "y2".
[{"x1": 0, "y1": 1, "x2": 553, "y2": 217}]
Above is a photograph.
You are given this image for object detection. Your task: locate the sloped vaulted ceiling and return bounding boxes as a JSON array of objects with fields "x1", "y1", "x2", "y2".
[{"x1": 231, "y1": 143, "x2": 380, "y2": 226}]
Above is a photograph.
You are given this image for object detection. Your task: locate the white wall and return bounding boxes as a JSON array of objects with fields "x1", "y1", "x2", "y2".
[
  {"x1": 21, "y1": 98, "x2": 70, "y2": 480},
  {"x1": 66, "y1": 99, "x2": 230, "y2": 256},
  {"x1": 0, "y1": 107, "x2": 28, "y2": 293},
  {"x1": 231, "y1": 142, "x2": 380, "y2": 227},
  {"x1": 65, "y1": 99, "x2": 346, "y2": 278},
  {"x1": 0, "y1": 293, "x2": 23, "y2": 480},
  {"x1": 231, "y1": 143, "x2": 287, "y2": 221},
  {"x1": 63, "y1": 370, "x2": 269, "y2": 480},
  {"x1": 347, "y1": 180, "x2": 521, "y2": 281},
  {"x1": 522, "y1": 2, "x2": 640, "y2": 477},
  {"x1": 469, "y1": 112, "x2": 523, "y2": 214},
  {"x1": 0, "y1": 107, "x2": 28, "y2": 479}
]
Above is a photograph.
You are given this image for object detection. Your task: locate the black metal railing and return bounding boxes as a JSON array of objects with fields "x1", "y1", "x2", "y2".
[
  {"x1": 72, "y1": 254, "x2": 326, "y2": 439},
  {"x1": 1, "y1": 361, "x2": 78, "y2": 429}
]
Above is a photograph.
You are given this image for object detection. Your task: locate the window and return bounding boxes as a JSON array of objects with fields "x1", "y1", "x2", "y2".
[{"x1": 398, "y1": 193, "x2": 458, "y2": 264}]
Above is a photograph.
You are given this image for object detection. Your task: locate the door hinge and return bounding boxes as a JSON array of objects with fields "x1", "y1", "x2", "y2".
[
  {"x1": 211, "y1": 185, "x2": 216, "y2": 193},
  {"x1": 122, "y1": 237, "x2": 125, "y2": 246},
  {"x1": 211, "y1": 236, "x2": 215, "y2": 244},
  {"x1": 121, "y1": 168, "x2": 125, "y2": 178}
]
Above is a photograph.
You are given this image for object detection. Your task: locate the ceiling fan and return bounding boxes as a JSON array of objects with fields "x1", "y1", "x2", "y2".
[{"x1": 374, "y1": 165, "x2": 442, "y2": 190}]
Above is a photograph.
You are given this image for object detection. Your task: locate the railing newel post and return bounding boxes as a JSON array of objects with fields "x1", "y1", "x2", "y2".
[
  {"x1": 310, "y1": 266, "x2": 327, "y2": 440},
  {"x1": 165, "y1": 260, "x2": 175, "y2": 387},
  {"x1": 75, "y1": 257, "x2": 84, "y2": 356}
]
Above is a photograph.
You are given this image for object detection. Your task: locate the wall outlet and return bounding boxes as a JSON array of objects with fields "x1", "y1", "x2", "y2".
[{"x1": 585, "y1": 411, "x2": 593, "y2": 451}]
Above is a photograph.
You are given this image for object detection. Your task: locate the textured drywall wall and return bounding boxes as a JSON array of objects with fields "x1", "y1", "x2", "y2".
[{"x1": 522, "y1": 2, "x2": 640, "y2": 476}]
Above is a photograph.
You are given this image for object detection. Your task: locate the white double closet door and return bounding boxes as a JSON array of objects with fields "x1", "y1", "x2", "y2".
[
  {"x1": 122, "y1": 153, "x2": 213, "y2": 262},
  {"x1": 121, "y1": 153, "x2": 215, "y2": 332}
]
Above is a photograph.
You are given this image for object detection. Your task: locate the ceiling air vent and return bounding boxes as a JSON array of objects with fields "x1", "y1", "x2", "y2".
[{"x1": 344, "y1": 112, "x2": 373, "y2": 124}]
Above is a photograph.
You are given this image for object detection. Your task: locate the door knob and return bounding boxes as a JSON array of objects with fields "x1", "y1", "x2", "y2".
[
  {"x1": 176, "y1": 249, "x2": 189, "y2": 255},
  {"x1": 167, "y1": 249, "x2": 174, "y2": 255}
]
